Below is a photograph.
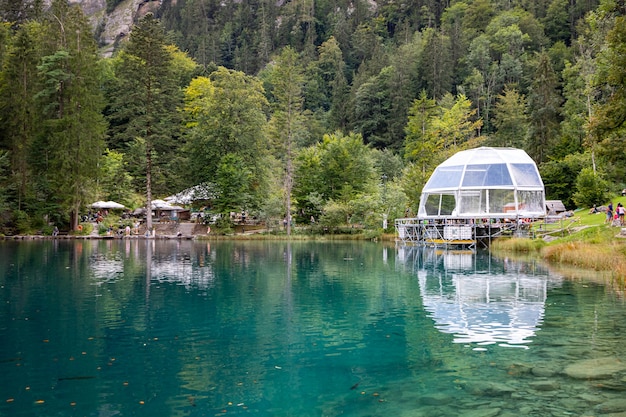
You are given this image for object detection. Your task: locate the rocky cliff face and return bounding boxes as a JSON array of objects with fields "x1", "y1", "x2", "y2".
[
  {"x1": 71, "y1": 0, "x2": 380, "y2": 57},
  {"x1": 69, "y1": 0, "x2": 162, "y2": 56}
]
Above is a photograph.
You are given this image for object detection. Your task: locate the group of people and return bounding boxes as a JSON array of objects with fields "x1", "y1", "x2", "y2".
[{"x1": 605, "y1": 202, "x2": 625, "y2": 226}]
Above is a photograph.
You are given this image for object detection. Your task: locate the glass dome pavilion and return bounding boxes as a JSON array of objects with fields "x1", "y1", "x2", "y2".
[{"x1": 418, "y1": 147, "x2": 546, "y2": 219}]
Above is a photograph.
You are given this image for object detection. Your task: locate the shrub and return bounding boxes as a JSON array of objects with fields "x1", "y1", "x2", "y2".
[
  {"x1": 573, "y1": 168, "x2": 610, "y2": 208},
  {"x1": 14, "y1": 210, "x2": 31, "y2": 234}
]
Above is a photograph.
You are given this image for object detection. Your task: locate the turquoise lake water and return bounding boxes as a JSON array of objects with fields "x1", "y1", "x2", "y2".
[{"x1": 1, "y1": 239, "x2": 625, "y2": 417}]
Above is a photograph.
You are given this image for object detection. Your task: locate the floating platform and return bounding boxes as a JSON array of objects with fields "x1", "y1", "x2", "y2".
[{"x1": 395, "y1": 217, "x2": 530, "y2": 249}]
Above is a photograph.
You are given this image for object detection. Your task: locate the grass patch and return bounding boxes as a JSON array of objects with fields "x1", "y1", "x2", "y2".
[
  {"x1": 491, "y1": 237, "x2": 545, "y2": 253},
  {"x1": 495, "y1": 195, "x2": 626, "y2": 281},
  {"x1": 541, "y1": 240, "x2": 626, "y2": 280}
]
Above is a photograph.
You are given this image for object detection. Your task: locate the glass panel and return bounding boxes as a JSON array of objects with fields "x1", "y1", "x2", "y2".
[
  {"x1": 424, "y1": 166, "x2": 463, "y2": 190},
  {"x1": 517, "y1": 190, "x2": 545, "y2": 213},
  {"x1": 510, "y1": 164, "x2": 542, "y2": 186},
  {"x1": 420, "y1": 193, "x2": 457, "y2": 216},
  {"x1": 458, "y1": 190, "x2": 484, "y2": 215},
  {"x1": 440, "y1": 194, "x2": 456, "y2": 215},
  {"x1": 488, "y1": 189, "x2": 515, "y2": 214},
  {"x1": 423, "y1": 194, "x2": 440, "y2": 216},
  {"x1": 462, "y1": 164, "x2": 512, "y2": 187}
]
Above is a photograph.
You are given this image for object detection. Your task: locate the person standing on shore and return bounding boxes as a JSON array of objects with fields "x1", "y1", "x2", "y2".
[{"x1": 606, "y1": 202, "x2": 613, "y2": 224}]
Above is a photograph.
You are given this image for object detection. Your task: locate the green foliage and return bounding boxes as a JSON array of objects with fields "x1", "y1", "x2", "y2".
[
  {"x1": 33, "y1": 0, "x2": 107, "y2": 229},
  {"x1": 540, "y1": 152, "x2": 591, "y2": 208},
  {"x1": 527, "y1": 50, "x2": 562, "y2": 164},
  {"x1": 1, "y1": 0, "x2": 626, "y2": 235},
  {"x1": 293, "y1": 131, "x2": 377, "y2": 222},
  {"x1": 319, "y1": 200, "x2": 350, "y2": 228},
  {"x1": 372, "y1": 148, "x2": 404, "y2": 181},
  {"x1": 0, "y1": 150, "x2": 10, "y2": 214},
  {"x1": 404, "y1": 91, "x2": 438, "y2": 162},
  {"x1": 404, "y1": 91, "x2": 483, "y2": 192},
  {"x1": 213, "y1": 153, "x2": 253, "y2": 214},
  {"x1": 352, "y1": 66, "x2": 395, "y2": 148},
  {"x1": 491, "y1": 86, "x2": 528, "y2": 148},
  {"x1": 573, "y1": 167, "x2": 610, "y2": 208},
  {"x1": 592, "y1": 15, "x2": 626, "y2": 139},
  {"x1": 108, "y1": 13, "x2": 183, "y2": 204},
  {"x1": 13, "y1": 209, "x2": 31, "y2": 234},
  {"x1": 418, "y1": 28, "x2": 453, "y2": 99},
  {"x1": 182, "y1": 67, "x2": 269, "y2": 188},
  {"x1": 258, "y1": 173, "x2": 284, "y2": 232},
  {"x1": 99, "y1": 149, "x2": 134, "y2": 206}
]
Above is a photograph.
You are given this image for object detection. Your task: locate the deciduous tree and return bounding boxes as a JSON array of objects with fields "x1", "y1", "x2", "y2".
[
  {"x1": 183, "y1": 66, "x2": 269, "y2": 217},
  {"x1": 266, "y1": 47, "x2": 305, "y2": 235}
]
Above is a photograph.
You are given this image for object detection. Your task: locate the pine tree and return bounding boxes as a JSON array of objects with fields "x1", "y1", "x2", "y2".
[
  {"x1": 0, "y1": 23, "x2": 41, "y2": 212},
  {"x1": 109, "y1": 13, "x2": 183, "y2": 231},
  {"x1": 527, "y1": 50, "x2": 562, "y2": 164},
  {"x1": 34, "y1": 0, "x2": 106, "y2": 229}
]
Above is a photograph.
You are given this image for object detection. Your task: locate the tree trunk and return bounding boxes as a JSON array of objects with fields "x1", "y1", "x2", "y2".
[{"x1": 145, "y1": 144, "x2": 153, "y2": 234}]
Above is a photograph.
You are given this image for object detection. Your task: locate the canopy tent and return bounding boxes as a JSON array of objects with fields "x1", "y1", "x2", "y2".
[
  {"x1": 418, "y1": 147, "x2": 546, "y2": 219},
  {"x1": 90, "y1": 200, "x2": 125, "y2": 209},
  {"x1": 151, "y1": 199, "x2": 184, "y2": 211},
  {"x1": 132, "y1": 200, "x2": 186, "y2": 217}
]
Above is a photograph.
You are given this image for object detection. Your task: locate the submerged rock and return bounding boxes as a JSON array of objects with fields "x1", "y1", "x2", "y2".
[
  {"x1": 595, "y1": 398, "x2": 626, "y2": 413},
  {"x1": 420, "y1": 392, "x2": 454, "y2": 406},
  {"x1": 463, "y1": 381, "x2": 516, "y2": 396},
  {"x1": 529, "y1": 380, "x2": 560, "y2": 391},
  {"x1": 458, "y1": 407, "x2": 501, "y2": 417},
  {"x1": 564, "y1": 357, "x2": 626, "y2": 380},
  {"x1": 531, "y1": 365, "x2": 557, "y2": 377}
]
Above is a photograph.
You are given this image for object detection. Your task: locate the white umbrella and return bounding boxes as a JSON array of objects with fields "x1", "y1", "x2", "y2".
[
  {"x1": 151, "y1": 200, "x2": 184, "y2": 211},
  {"x1": 91, "y1": 200, "x2": 125, "y2": 209}
]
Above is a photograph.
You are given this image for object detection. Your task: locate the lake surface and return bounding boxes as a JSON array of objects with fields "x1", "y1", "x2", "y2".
[{"x1": 1, "y1": 239, "x2": 625, "y2": 417}]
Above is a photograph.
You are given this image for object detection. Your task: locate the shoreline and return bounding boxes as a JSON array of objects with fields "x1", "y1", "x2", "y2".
[{"x1": 0, "y1": 234, "x2": 196, "y2": 240}]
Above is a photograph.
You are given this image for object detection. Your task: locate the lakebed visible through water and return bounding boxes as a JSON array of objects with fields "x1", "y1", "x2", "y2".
[{"x1": 0, "y1": 239, "x2": 625, "y2": 417}]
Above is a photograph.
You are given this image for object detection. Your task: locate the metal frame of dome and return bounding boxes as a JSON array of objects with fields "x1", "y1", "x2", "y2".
[{"x1": 418, "y1": 147, "x2": 546, "y2": 219}]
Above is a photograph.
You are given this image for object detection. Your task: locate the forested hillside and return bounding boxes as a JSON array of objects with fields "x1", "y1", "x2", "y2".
[{"x1": 0, "y1": 0, "x2": 625, "y2": 234}]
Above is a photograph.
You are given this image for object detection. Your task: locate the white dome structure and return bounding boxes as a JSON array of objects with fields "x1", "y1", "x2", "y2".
[{"x1": 418, "y1": 147, "x2": 546, "y2": 219}]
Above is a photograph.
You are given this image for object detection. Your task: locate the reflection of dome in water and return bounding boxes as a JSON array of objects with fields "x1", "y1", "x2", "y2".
[{"x1": 415, "y1": 251, "x2": 562, "y2": 349}]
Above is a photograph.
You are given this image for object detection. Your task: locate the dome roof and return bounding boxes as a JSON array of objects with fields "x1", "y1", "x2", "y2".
[
  {"x1": 418, "y1": 147, "x2": 545, "y2": 218},
  {"x1": 423, "y1": 147, "x2": 543, "y2": 192}
]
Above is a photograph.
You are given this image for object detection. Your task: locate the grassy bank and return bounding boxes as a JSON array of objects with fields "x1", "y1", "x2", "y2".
[{"x1": 492, "y1": 197, "x2": 626, "y2": 282}]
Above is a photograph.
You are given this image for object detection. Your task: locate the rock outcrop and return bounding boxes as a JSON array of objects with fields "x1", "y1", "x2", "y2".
[{"x1": 67, "y1": 0, "x2": 162, "y2": 56}]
